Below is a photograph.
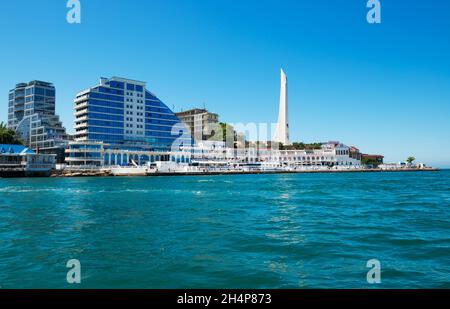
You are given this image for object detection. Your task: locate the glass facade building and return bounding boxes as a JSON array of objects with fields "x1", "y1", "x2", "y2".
[
  {"x1": 65, "y1": 141, "x2": 104, "y2": 166},
  {"x1": 7, "y1": 81, "x2": 68, "y2": 151},
  {"x1": 74, "y1": 77, "x2": 191, "y2": 153}
]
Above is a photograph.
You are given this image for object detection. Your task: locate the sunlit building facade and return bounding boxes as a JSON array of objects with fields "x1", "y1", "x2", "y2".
[
  {"x1": 7, "y1": 81, "x2": 68, "y2": 160},
  {"x1": 67, "y1": 77, "x2": 192, "y2": 166}
]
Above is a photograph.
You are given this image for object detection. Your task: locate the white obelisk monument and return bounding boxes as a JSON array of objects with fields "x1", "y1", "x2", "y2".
[{"x1": 275, "y1": 68, "x2": 290, "y2": 145}]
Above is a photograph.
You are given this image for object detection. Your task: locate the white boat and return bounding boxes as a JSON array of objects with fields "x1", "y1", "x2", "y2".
[{"x1": 110, "y1": 166, "x2": 148, "y2": 176}]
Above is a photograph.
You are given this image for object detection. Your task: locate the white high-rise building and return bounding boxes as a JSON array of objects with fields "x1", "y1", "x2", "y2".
[{"x1": 274, "y1": 69, "x2": 290, "y2": 145}]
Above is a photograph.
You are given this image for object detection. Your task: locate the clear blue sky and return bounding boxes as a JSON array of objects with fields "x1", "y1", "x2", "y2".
[{"x1": 1, "y1": 0, "x2": 449, "y2": 167}]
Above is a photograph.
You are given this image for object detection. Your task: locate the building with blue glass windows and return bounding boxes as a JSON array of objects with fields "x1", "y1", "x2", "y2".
[
  {"x1": 67, "y1": 77, "x2": 192, "y2": 166},
  {"x1": 7, "y1": 81, "x2": 68, "y2": 161}
]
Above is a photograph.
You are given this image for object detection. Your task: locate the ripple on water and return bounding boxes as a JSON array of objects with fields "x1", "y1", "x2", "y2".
[{"x1": 0, "y1": 171, "x2": 449, "y2": 288}]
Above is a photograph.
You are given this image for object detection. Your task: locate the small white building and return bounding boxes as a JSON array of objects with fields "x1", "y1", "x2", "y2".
[{"x1": 0, "y1": 144, "x2": 56, "y2": 177}]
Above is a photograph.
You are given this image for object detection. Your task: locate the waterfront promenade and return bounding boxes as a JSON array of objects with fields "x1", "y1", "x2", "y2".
[{"x1": 53, "y1": 167, "x2": 440, "y2": 178}]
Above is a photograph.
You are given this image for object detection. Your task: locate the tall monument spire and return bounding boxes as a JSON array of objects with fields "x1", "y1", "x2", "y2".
[{"x1": 275, "y1": 68, "x2": 290, "y2": 145}]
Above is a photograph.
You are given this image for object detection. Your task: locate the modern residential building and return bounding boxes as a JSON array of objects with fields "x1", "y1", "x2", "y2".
[
  {"x1": 74, "y1": 77, "x2": 189, "y2": 150},
  {"x1": 176, "y1": 108, "x2": 219, "y2": 141},
  {"x1": 67, "y1": 77, "x2": 192, "y2": 166},
  {"x1": 8, "y1": 81, "x2": 55, "y2": 130},
  {"x1": 7, "y1": 81, "x2": 68, "y2": 161}
]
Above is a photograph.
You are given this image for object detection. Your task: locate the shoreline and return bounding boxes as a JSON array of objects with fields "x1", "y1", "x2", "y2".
[{"x1": 52, "y1": 167, "x2": 441, "y2": 178}]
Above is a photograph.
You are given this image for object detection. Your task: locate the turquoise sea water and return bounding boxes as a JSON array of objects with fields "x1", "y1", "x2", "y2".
[{"x1": 0, "y1": 171, "x2": 449, "y2": 289}]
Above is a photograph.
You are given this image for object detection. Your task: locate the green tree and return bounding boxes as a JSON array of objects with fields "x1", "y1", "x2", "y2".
[
  {"x1": 0, "y1": 122, "x2": 24, "y2": 145},
  {"x1": 406, "y1": 156, "x2": 416, "y2": 165},
  {"x1": 361, "y1": 157, "x2": 380, "y2": 167},
  {"x1": 290, "y1": 142, "x2": 322, "y2": 150},
  {"x1": 209, "y1": 122, "x2": 238, "y2": 148}
]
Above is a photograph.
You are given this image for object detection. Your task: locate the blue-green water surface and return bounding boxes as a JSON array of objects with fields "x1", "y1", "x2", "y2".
[{"x1": 0, "y1": 171, "x2": 449, "y2": 288}]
